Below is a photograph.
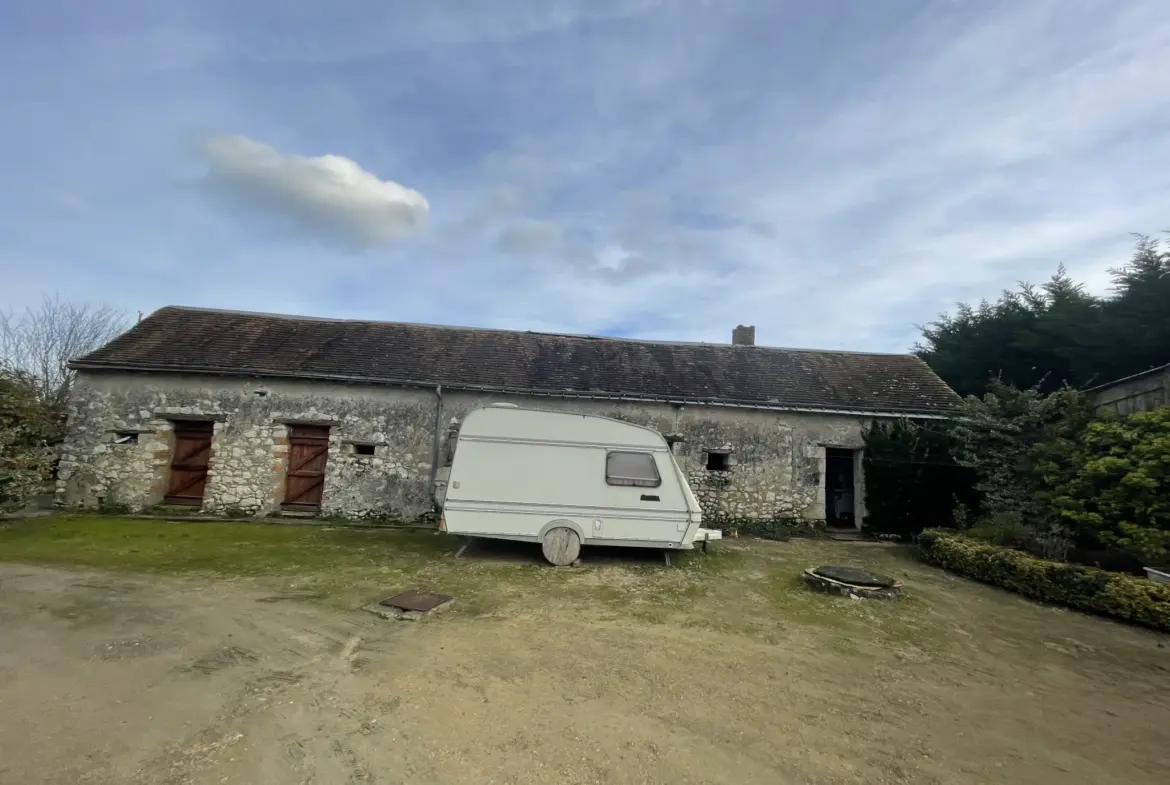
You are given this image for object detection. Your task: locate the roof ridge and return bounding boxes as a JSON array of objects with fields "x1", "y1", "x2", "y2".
[{"x1": 154, "y1": 305, "x2": 916, "y2": 358}]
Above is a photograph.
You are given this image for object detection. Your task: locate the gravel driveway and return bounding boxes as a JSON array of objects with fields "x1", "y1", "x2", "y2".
[{"x1": 2, "y1": 538, "x2": 1169, "y2": 784}]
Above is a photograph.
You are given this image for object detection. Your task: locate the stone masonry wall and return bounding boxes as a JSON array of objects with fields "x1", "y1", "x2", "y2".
[
  {"x1": 439, "y1": 391, "x2": 871, "y2": 534},
  {"x1": 58, "y1": 372, "x2": 435, "y2": 520},
  {"x1": 678, "y1": 413, "x2": 824, "y2": 535},
  {"x1": 59, "y1": 371, "x2": 872, "y2": 528},
  {"x1": 202, "y1": 421, "x2": 288, "y2": 515}
]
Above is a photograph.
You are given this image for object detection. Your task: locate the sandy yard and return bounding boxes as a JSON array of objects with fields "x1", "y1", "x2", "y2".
[{"x1": 1, "y1": 517, "x2": 1168, "y2": 785}]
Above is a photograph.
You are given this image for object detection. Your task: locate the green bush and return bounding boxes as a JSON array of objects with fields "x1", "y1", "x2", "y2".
[
  {"x1": 1034, "y1": 407, "x2": 1170, "y2": 569},
  {"x1": 1, "y1": 373, "x2": 54, "y2": 513},
  {"x1": 949, "y1": 381, "x2": 1090, "y2": 521},
  {"x1": 918, "y1": 528, "x2": 1170, "y2": 632},
  {"x1": 964, "y1": 511, "x2": 1035, "y2": 548}
]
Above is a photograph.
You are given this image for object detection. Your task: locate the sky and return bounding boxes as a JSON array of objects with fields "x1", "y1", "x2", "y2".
[{"x1": 2, "y1": 0, "x2": 1169, "y2": 352}]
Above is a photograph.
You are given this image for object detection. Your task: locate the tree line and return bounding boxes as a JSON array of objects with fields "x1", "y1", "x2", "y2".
[
  {"x1": 916, "y1": 235, "x2": 1170, "y2": 397},
  {"x1": 867, "y1": 233, "x2": 1170, "y2": 571}
]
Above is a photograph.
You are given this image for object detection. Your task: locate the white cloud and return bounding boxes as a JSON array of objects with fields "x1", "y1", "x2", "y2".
[
  {"x1": 491, "y1": 214, "x2": 687, "y2": 281},
  {"x1": 440, "y1": 174, "x2": 679, "y2": 281},
  {"x1": 496, "y1": 219, "x2": 564, "y2": 255},
  {"x1": 222, "y1": 1, "x2": 671, "y2": 66},
  {"x1": 11, "y1": 1, "x2": 1170, "y2": 352},
  {"x1": 197, "y1": 133, "x2": 428, "y2": 248},
  {"x1": 640, "y1": 0, "x2": 1170, "y2": 349}
]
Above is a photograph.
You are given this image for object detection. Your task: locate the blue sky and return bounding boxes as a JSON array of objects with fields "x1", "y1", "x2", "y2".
[{"x1": 2, "y1": 0, "x2": 1169, "y2": 352}]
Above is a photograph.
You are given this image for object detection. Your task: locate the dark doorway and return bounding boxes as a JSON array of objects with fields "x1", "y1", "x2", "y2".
[
  {"x1": 705, "y1": 450, "x2": 732, "y2": 471},
  {"x1": 283, "y1": 425, "x2": 331, "y2": 511},
  {"x1": 825, "y1": 448, "x2": 856, "y2": 529},
  {"x1": 165, "y1": 420, "x2": 215, "y2": 505}
]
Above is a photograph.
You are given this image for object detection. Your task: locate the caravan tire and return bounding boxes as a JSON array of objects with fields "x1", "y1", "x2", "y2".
[{"x1": 541, "y1": 527, "x2": 581, "y2": 567}]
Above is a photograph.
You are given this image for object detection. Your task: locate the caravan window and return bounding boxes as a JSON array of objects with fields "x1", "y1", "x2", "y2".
[{"x1": 605, "y1": 451, "x2": 661, "y2": 488}]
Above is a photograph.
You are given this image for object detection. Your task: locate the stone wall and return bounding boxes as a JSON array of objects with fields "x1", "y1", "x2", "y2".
[
  {"x1": 54, "y1": 392, "x2": 183, "y2": 512},
  {"x1": 58, "y1": 371, "x2": 436, "y2": 520},
  {"x1": 202, "y1": 420, "x2": 287, "y2": 516},
  {"x1": 438, "y1": 391, "x2": 871, "y2": 533},
  {"x1": 59, "y1": 371, "x2": 872, "y2": 529},
  {"x1": 675, "y1": 409, "x2": 825, "y2": 534}
]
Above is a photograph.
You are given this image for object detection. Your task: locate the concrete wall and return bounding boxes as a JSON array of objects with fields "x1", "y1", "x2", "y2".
[
  {"x1": 59, "y1": 370, "x2": 874, "y2": 531},
  {"x1": 1091, "y1": 365, "x2": 1170, "y2": 417}
]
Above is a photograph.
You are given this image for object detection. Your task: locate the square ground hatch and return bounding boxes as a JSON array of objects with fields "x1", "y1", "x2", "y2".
[{"x1": 378, "y1": 590, "x2": 453, "y2": 613}]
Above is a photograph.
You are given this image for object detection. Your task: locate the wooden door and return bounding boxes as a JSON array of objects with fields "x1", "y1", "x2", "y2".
[
  {"x1": 284, "y1": 425, "x2": 331, "y2": 510},
  {"x1": 165, "y1": 421, "x2": 215, "y2": 505}
]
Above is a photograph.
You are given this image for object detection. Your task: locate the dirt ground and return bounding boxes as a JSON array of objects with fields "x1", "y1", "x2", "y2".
[{"x1": 1, "y1": 526, "x2": 1169, "y2": 784}]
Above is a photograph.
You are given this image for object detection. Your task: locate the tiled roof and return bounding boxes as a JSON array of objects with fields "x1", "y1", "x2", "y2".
[{"x1": 72, "y1": 306, "x2": 959, "y2": 414}]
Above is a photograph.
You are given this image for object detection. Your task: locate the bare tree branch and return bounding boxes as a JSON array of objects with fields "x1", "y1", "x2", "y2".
[{"x1": 0, "y1": 295, "x2": 129, "y2": 412}]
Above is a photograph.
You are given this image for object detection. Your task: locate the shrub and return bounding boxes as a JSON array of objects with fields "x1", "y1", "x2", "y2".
[
  {"x1": 0, "y1": 374, "x2": 54, "y2": 513},
  {"x1": 918, "y1": 528, "x2": 1170, "y2": 632},
  {"x1": 1035, "y1": 407, "x2": 1170, "y2": 569},
  {"x1": 949, "y1": 381, "x2": 1090, "y2": 520},
  {"x1": 965, "y1": 511, "x2": 1035, "y2": 548}
]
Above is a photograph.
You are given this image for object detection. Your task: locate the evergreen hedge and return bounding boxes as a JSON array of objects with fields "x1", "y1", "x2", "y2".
[{"x1": 918, "y1": 529, "x2": 1170, "y2": 632}]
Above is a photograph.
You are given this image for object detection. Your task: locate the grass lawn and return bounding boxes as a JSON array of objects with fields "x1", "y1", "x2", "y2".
[
  {"x1": 2, "y1": 515, "x2": 1169, "y2": 784},
  {"x1": 0, "y1": 515, "x2": 945, "y2": 643}
]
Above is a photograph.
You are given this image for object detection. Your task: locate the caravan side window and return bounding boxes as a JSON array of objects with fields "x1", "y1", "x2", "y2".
[{"x1": 605, "y1": 451, "x2": 661, "y2": 488}]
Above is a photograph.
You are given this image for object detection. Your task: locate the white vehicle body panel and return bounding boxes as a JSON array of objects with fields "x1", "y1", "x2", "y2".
[{"x1": 443, "y1": 405, "x2": 705, "y2": 550}]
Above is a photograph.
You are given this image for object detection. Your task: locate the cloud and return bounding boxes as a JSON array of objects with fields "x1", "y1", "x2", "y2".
[
  {"x1": 212, "y1": 1, "x2": 671, "y2": 66},
  {"x1": 197, "y1": 133, "x2": 428, "y2": 248},
  {"x1": 491, "y1": 214, "x2": 688, "y2": 281},
  {"x1": 440, "y1": 176, "x2": 675, "y2": 281},
  {"x1": 631, "y1": 0, "x2": 1170, "y2": 349},
  {"x1": 496, "y1": 219, "x2": 564, "y2": 255},
  {"x1": 8, "y1": 1, "x2": 1170, "y2": 353}
]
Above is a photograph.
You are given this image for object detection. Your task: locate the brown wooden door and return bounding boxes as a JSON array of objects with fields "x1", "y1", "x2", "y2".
[
  {"x1": 284, "y1": 425, "x2": 331, "y2": 510},
  {"x1": 166, "y1": 421, "x2": 215, "y2": 505}
]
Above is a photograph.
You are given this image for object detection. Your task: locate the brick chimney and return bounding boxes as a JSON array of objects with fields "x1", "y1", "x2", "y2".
[{"x1": 732, "y1": 325, "x2": 756, "y2": 346}]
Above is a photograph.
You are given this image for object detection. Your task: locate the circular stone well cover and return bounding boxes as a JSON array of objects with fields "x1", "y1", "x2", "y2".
[{"x1": 812, "y1": 565, "x2": 897, "y2": 588}]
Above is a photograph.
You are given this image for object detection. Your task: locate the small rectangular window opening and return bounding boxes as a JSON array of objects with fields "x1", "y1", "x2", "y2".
[
  {"x1": 353, "y1": 443, "x2": 376, "y2": 456},
  {"x1": 606, "y1": 451, "x2": 661, "y2": 488},
  {"x1": 114, "y1": 432, "x2": 139, "y2": 445},
  {"x1": 706, "y1": 451, "x2": 732, "y2": 471}
]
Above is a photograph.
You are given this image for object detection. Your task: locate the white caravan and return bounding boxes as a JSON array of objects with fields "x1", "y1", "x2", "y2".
[{"x1": 440, "y1": 404, "x2": 720, "y2": 565}]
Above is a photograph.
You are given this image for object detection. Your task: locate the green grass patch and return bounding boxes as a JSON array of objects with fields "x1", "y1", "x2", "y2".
[
  {"x1": 0, "y1": 516, "x2": 952, "y2": 650},
  {"x1": 0, "y1": 516, "x2": 451, "y2": 575}
]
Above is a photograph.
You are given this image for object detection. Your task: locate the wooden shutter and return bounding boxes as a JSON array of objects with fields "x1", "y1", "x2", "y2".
[
  {"x1": 165, "y1": 421, "x2": 215, "y2": 505},
  {"x1": 283, "y1": 425, "x2": 331, "y2": 510}
]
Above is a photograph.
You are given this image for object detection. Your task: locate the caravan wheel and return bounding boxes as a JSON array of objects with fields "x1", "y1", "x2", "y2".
[{"x1": 541, "y1": 527, "x2": 581, "y2": 566}]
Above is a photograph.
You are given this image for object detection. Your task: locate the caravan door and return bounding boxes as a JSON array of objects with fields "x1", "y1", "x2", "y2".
[{"x1": 597, "y1": 448, "x2": 692, "y2": 546}]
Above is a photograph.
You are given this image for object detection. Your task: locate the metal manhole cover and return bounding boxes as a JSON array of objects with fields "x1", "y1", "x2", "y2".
[
  {"x1": 811, "y1": 565, "x2": 897, "y2": 588},
  {"x1": 379, "y1": 590, "x2": 453, "y2": 613}
]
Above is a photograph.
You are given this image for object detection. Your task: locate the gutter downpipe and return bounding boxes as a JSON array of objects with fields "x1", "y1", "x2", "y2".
[{"x1": 429, "y1": 384, "x2": 443, "y2": 487}]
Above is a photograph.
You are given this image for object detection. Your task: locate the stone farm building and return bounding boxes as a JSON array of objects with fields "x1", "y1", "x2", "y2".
[{"x1": 58, "y1": 307, "x2": 958, "y2": 533}]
